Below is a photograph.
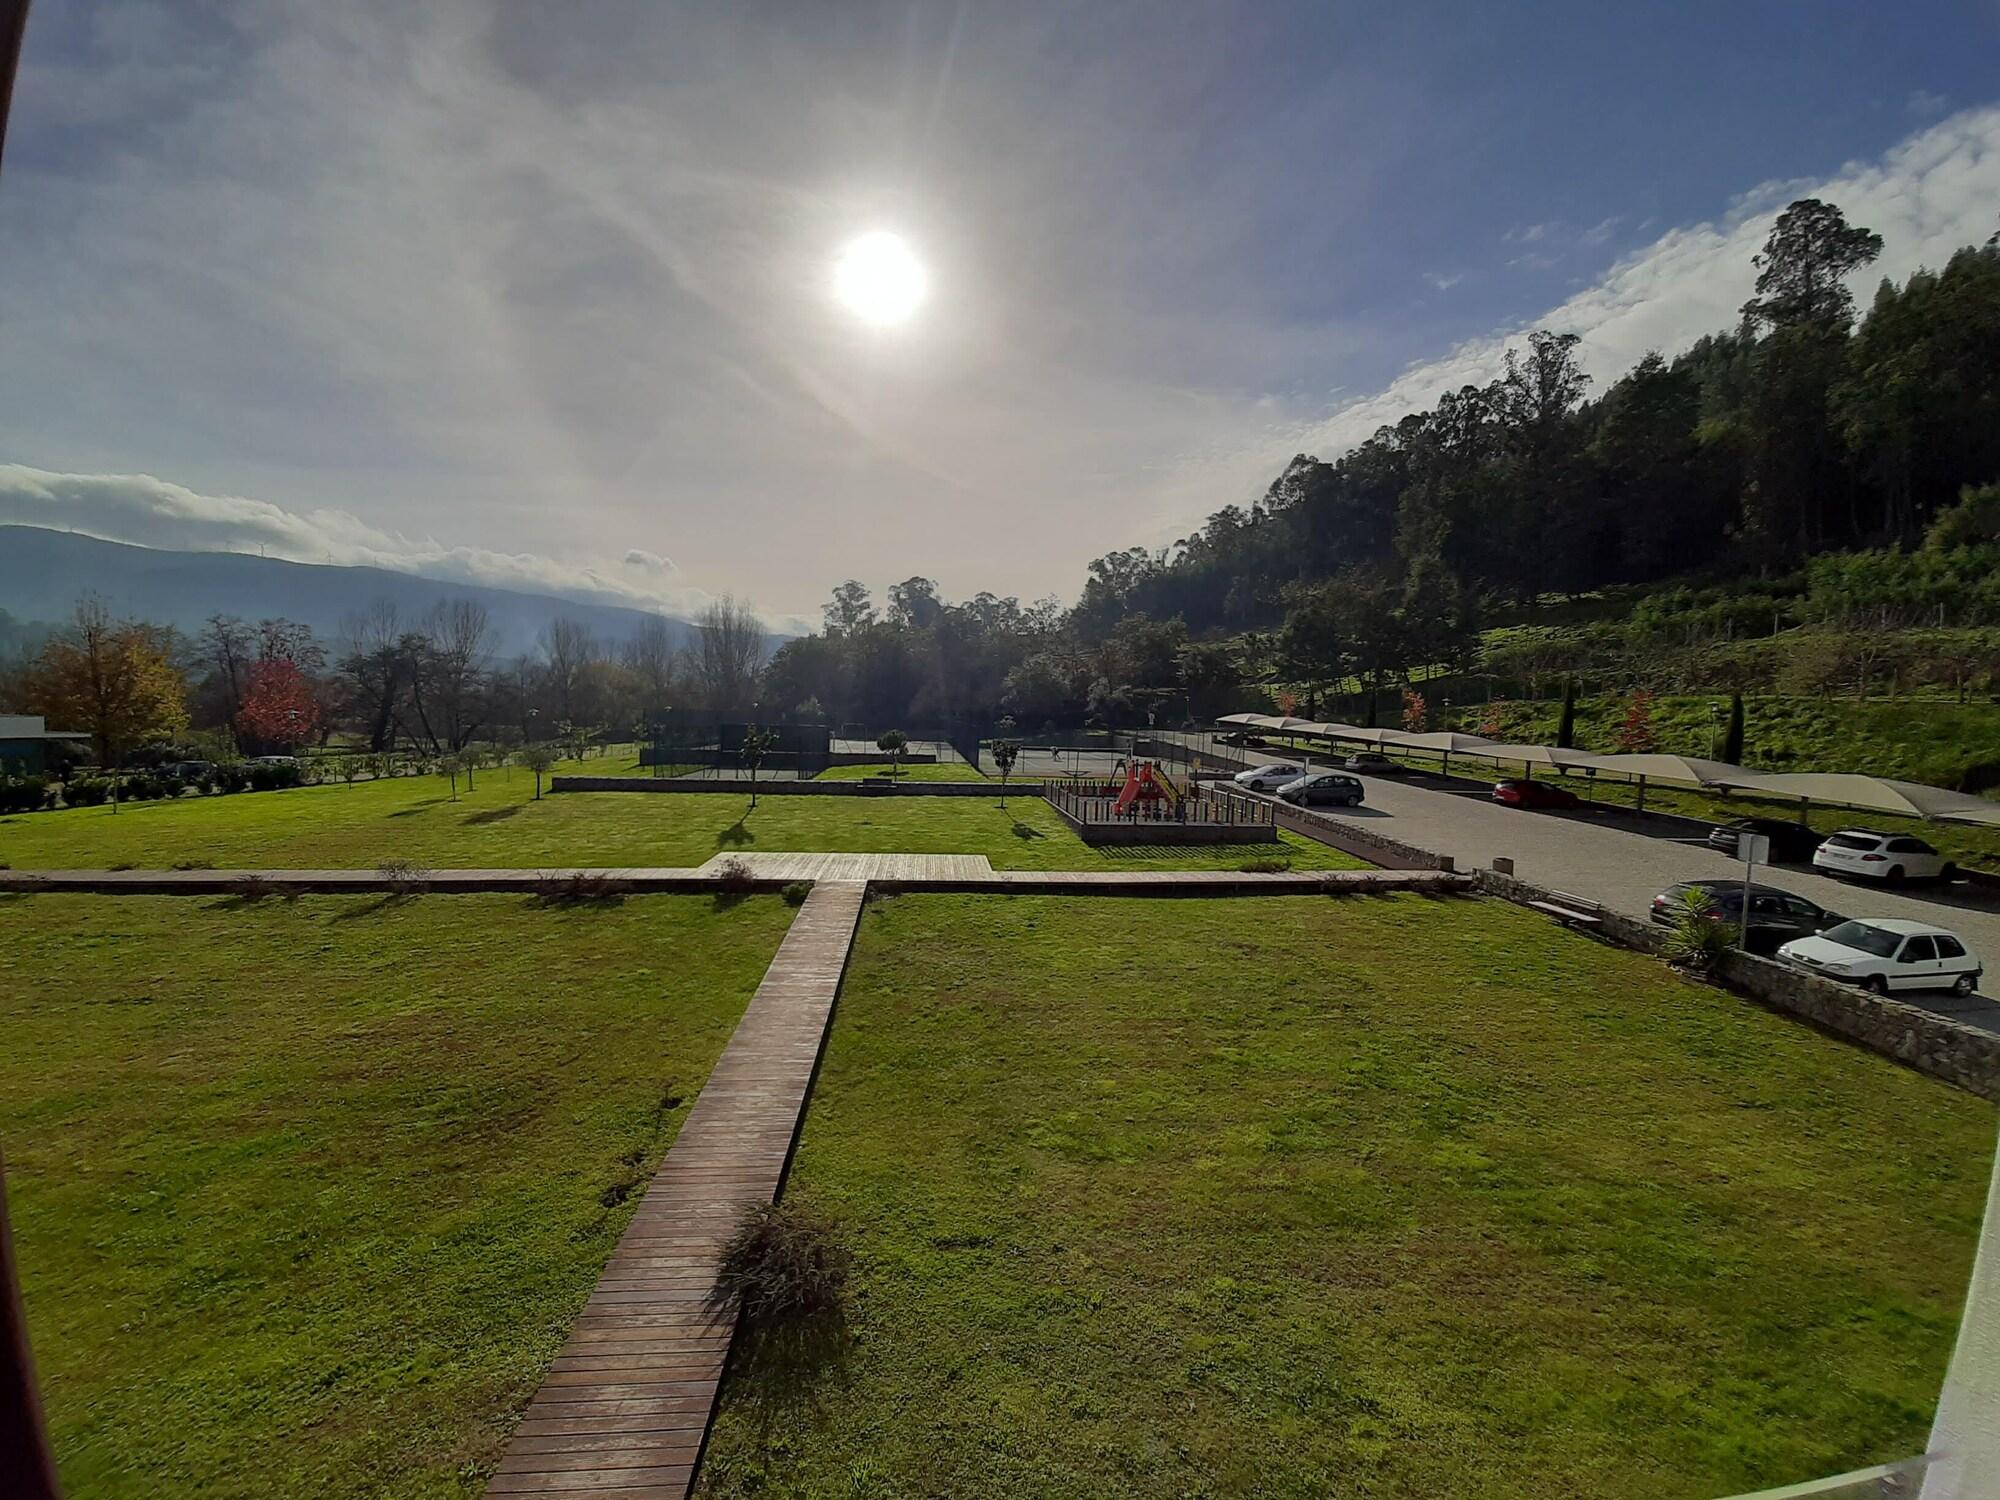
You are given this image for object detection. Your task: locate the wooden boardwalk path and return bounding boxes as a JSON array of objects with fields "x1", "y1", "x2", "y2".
[
  {"x1": 692, "y1": 850, "x2": 995, "y2": 883},
  {"x1": 2, "y1": 863, "x2": 1468, "y2": 898},
  {"x1": 484, "y1": 880, "x2": 868, "y2": 1499}
]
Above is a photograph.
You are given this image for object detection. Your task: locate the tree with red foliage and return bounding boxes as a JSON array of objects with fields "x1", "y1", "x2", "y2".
[
  {"x1": 1615, "y1": 690, "x2": 1657, "y2": 753},
  {"x1": 1400, "y1": 688, "x2": 1429, "y2": 733},
  {"x1": 236, "y1": 659, "x2": 321, "y2": 751}
]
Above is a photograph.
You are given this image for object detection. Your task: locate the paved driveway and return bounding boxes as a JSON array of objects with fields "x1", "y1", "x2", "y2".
[{"x1": 1217, "y1": 745, "x2": 2000, "y2": 1025}]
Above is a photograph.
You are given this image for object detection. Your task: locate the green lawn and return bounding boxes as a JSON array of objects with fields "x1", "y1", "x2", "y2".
[
  {"x1": 0, "y1": 771, "x2": 1364, "y2": 872},
  {"x1": 698, "y1": 893, "x2": 1996, "y2": 1499},
  {"x1": 815, "y1": 762, "x2": 989, "y2": 782},
  {"x1": 1, "y1": 893, "x2": 794, "y2": 1499}
]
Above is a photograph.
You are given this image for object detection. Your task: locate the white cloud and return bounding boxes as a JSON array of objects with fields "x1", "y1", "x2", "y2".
[
  {"x1": 1424, "y1": 271, "x2": 1465, "y2": 292},
  {"x1": 0, "y1": 463, "x2": 735, "y2": 620},
  {"x1": 1290, "y1": 104, "x2": 2000, "y2": 460},
  {"x1": 1909, "y1": 89, "x2": 1950, "y2": 118}
]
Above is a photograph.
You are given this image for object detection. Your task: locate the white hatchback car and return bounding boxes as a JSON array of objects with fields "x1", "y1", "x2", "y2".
[
  {"x1": 1232, "y1": 763, "x2": 1305, "y2": 793},
  {"x1": 1811, "y1": 829, "x2": 1956, "y2": 885},
  {"x1": 1778, "y1": 919, "x2": 1983, "y2": 997}
]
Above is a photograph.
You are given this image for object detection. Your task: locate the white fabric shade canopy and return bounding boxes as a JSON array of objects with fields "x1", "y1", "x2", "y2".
[
  {"x1": 1459, "y1": 742, "x2": 1603, "y2": 770},
  {"x1": 1729, "y1": 772, "x2": 2000, "y2": 828},
  {"x1": 1386, "y1": 731, "x2": 1501, "y2": 754},
  {"x1": 1568, "y1": 753, "x2": 1762, "y2": 788},
  {"x1": 1206, "y1": 713, "x2": 2000, "y2": 828}
]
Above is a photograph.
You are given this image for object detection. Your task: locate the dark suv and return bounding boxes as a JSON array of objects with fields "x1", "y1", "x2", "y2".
[
  {"x1": 1649, "y1": 880, "x2": 1839, "y2": 955},
  {"x1": 1704, "y1": 816, "x2": 1822, "y2": 863}
]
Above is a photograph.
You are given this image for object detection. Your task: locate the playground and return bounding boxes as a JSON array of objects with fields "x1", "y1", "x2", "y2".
[{"x1": 1042, "y1": 759, "x2": 1280, "y2": 845}]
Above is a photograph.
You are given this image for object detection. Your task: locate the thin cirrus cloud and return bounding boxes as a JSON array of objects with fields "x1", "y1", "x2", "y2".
[
  {"x1": 1274, "y1": 104, "x2": 2000, "y2": 467},
  {"x1": 0, "y1": 463, "x2": 727, "y2": 620},
  {"x1": 1, "y1": 4, "x2": 1995, "y2": 614}
]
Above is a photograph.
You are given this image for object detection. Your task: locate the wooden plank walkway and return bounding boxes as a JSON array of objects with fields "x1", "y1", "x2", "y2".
[
  {"x1": 692, "y1": 851, "x2": 995, "y2": 883},
  {"x1": 0, "y1": 864, "x2": 1471, "y2": 898},
  {"x1": 484, "y1": 880, "x2": 868, "y2": 1499}
]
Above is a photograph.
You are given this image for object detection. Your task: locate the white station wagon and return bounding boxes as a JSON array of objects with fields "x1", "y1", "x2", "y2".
[
  {"x1": 1811, "y1": 829, "x2": 1956, "y2": 885},
  {"x1": 1778, "y1": 919, "x2": 1983, "y2": 997},
  {"x1": 1232, "y1": 763, "x2": 1304, "y2": 793}
]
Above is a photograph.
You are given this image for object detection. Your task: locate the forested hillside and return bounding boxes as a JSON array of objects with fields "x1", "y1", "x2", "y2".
[{"x1": 765, "y1": 198, "x2": 2000, "y2": 782}]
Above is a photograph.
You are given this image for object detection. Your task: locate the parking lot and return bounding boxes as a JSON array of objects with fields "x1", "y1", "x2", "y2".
[{"x1": 1212, "y1": 743, "x2": 2000, "y2": 1024}]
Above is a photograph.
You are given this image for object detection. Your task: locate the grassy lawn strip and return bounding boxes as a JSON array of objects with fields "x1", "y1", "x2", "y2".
[
  {"x1": 815, "y1": 763, "x2": 989, "y2": 782},
  {"x1": 0, "y1": 892, "x2": 794, "y2": 1499},
  {"x1": 0, "y1": 775, "x2": 1365, "y2": 872},
  {"x1": 699, "y1": 893, "x2": 1995, "y2": 1499}
]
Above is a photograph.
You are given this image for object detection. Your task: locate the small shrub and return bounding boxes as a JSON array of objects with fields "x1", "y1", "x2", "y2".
[
  {"x1": 0, "y1": 776, "x2": 56, "y2": 813},
  {"x1": 213, "y1": 763, "x2": 251, "y2": 794},
  {"x1": 1663, "y1": 887, "x2": 1737, "y2": 973},
  {"x1": 713, "y1": 856, "x2": 756, "y2": 891},
  {"x1": 1238, "y1": 856, "x2": 1293, "y2": 874},
  {"x1": 532, "y1": 871, "x2": 626, "y2": 907},
  {"x1": 63, "y1": 777, "x2": 112, "y2": 807},
  {"x1": 236, "y1": 874, "x2": 272, "y2": 903},
  {"x1": 377, "y1": 858, "x2": 433, "y2": 896},
  {"x1": 248, "y1": 762, "x2": 302, "y2": 792},
  {"x1": 781, "y1": 881, "x2": 812, "y2": 907},
  {"x1": 170, "y1": 858, "x2": 215, "y2": 871},
  {"x1": 709, "y1": 1202, "x2": 851, "y2": 1327}
]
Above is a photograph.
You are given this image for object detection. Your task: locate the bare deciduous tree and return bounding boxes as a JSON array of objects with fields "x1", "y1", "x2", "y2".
[{"x1": 693, "y1": 597, "x2": 767, "y2": 712}]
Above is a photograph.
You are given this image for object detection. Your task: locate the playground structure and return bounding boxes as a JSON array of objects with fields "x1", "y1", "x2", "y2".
[{"x1": 1042, "y1": 761, "x2": 1278, "y2": 846}]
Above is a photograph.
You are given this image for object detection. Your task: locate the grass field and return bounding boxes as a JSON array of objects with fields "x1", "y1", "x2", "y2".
[
  {"x1": 814, "y1": 762, "x2": 989, "y2": 782},
  {"x1": 0, "y1": 770, "x2": 1364, "y2": 872},
  {"x1": 1, "y1": 893, "x2": 793, "y2": 1499},
  {"x1": 698, "y1": 893, "x2": 1996, "y2": 1499}
]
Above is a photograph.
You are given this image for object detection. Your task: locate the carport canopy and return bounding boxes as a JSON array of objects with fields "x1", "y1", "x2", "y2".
[
  {"x1": 1729, "y1": 772, "x2": 2000, "y2": 828},
  {"x1": 1386, "y1": 731, "x2": 1501, "y2": 754},
  {"x1": 1458, "y1": 742, "x2": 1602, "y2": 771},
  {"x1": 1570, "y1": 753, "x2": 1762, "y2": 789}
]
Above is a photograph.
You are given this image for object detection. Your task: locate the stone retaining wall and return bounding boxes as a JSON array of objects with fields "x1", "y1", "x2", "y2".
[{"x1": 1476, "y1": 868, "x2": 2000, "y2": 1102}]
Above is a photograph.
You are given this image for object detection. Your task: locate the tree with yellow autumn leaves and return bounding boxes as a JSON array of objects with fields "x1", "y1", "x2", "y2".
[{"x1": 24, "y1": 596, "x2": 189, "y2": 769}]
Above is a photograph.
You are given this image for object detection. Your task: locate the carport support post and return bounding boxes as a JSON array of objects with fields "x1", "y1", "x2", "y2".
[{"x1": 1636, "y1": 775, "x2": 1647, "y2": 817}]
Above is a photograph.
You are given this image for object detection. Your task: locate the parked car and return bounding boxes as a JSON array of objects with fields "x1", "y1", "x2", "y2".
[
  {"x1": 249, "y1": 754, "x2": 300, "y2": 767},
  {"x1": 1811, "y1": 829, "x2": 1956, "y2": 885},
  {"x1": 1278, "y1": 772, "x2": 1365, "y2": 808},
  {"x1": 1778, "y1": 919, "x2": 1983, "y2": 996},
  {"x1": 1233, "y1": 763, "x2": 1305, "y2": 793},
  {"x1": 1704, "y1": 816, "x2": 1822, "y2": 863},
  {"x1": 1342, "y1": 752, "x2": 1403, "y2": 775},
  {"x1": 1648, "y1": 880, "x2": 1839, "y2": 954},
  {"x1": 161, "y1": 759, "x2": 217, "y2": 781},
  {"x1": 1491, "y1": 778, "x2": 1579, "y2": 811}
]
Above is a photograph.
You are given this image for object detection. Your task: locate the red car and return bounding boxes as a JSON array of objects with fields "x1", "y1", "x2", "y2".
[{"x1": 1492, "y1": 778, "x2": 1580, "y2": 810}]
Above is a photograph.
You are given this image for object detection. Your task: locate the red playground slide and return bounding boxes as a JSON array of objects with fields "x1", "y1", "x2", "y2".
[{"x1": 1112, "y1": 761, "x2": 1180, "y2": 816}]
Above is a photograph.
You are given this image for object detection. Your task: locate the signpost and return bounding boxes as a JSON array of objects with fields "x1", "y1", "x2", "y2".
[{"x1": 1738, "y1": 831, "x2": 1771, "y2": 947}]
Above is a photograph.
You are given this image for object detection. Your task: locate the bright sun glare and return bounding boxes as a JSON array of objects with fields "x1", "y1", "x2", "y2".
[{"x1": 832, "y1": 231, "x2": 928, "y2": 326}]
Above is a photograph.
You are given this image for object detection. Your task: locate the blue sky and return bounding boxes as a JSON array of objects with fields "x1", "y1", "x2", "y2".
[{"x1": 1, "y1": 2, "x2": 1997, "y2": 626}]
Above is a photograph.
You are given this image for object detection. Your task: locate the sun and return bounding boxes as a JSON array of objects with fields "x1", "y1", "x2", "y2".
[{"x1": 832, "y1": 231, "x2": 928, "y2": 327}]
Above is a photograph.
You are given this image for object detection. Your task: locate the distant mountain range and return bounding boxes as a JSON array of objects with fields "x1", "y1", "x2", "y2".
[{"x1": 0, "y1": 526, "x2": 708, "y2": 657}]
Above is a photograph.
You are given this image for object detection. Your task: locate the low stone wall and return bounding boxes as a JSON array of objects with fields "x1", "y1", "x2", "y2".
[
  {"x1": 552, "y1": 776, "x2": 997, "y2": 797},
  {"x1": 1476, "y1": 868, "x2": 2000, "y2": 1102},
  {"x1": 1269, "y1": 801, "x2": 1449, "y2": 872},
  {"x1": 1199, "y1": 779, "x2": 1443, "y2": 872}
]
